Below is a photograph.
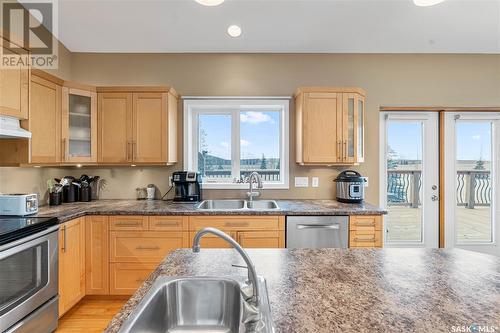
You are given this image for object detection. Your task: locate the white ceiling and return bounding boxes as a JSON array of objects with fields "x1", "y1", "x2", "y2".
[{"x1": 53, "y1": 0, "x2": 500, "y2": 53}]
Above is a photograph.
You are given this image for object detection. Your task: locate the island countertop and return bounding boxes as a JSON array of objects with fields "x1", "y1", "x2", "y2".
[
  {"x1": 35, "y1": 199, "x2": 386, "y2": 222},
  {"x1": 105, "y1": 248, "x2": 500, "y2": 333}
]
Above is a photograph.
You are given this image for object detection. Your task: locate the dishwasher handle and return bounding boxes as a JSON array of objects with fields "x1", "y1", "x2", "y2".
[{"x1": 296, "y1": 224, "x2": 340, "y2": 230}]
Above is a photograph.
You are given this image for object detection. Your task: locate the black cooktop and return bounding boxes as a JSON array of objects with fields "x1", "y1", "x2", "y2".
[{"x1": 0, "y1": 216, "x2": 59, "y2": 246}]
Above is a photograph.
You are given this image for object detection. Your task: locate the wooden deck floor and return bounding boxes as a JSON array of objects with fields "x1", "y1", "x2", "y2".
[
  {"x1": 387, "y1": 206, "x2": 492, "y2": 242},
  {"x1": 55, "y1": 297, "x2": 127, "y2": 333}
]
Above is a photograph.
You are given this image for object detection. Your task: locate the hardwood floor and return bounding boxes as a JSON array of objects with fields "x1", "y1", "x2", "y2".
[{"x1": 55, "y1": 297, "x2": 128, "y2": 333}]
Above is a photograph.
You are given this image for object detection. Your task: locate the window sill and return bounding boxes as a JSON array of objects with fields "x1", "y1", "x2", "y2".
[{"x1": 201, "y1": 182, "x2": 289, "y2": 190}]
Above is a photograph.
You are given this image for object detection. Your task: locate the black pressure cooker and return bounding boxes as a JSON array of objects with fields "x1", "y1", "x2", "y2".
[{"x1": 333, "y1": 170, "x2": 367, "y2": 203}]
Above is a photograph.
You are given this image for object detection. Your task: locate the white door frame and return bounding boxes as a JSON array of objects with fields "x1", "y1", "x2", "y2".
[
  {"x1": 379, "y1": 112, "x2": 439, "y2": 248},
  {"x1": 444, "y1": 112, "x2": 500, "y2": 256}
]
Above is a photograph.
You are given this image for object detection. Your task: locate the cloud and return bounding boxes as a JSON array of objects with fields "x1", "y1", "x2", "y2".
[
  {"x1": 240, "y1": 139, "x2": 251, "y2": 147},
  {"x1": 220, "y1": 141, "x2": 229, "y2": 148},
  {"x1": 240, "y1": 111, "x2": 274, "y2": 124},
  {"x1": 472, "y1": 135, "x2": 481, "y2": 141}
]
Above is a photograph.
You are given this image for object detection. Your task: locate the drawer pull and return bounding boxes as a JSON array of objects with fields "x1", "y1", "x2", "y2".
[
  {"x1": 355, "y1": 222, "x2": 375, "y2": 227},
  {"x1": 354, "y1": 236, "x2": 376, "y2": 242},
  {"x1": 297, "y1": 224, "x2": 340, "y2": 230},
  {"x1": 224, "y1": 222, "x2": 249, "y2": 227},
  {"x1": 115, "y1": 222, "x2": 140, "y2": 226},
  {"x1": 156, "y1": 222, "x2": 180, "y2": 226},
  {"x1": 136, "y1": 246, "x2": 160, "y2": 251},
  {"x1": 135, "y1": 279, "x2": 145, "y2": 283}
]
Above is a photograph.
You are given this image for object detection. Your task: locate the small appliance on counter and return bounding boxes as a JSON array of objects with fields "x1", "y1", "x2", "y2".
[
  {"x1": 172, "y1": 171, "x2": 202, "y2": 202},
  {"x1": 146, "y1": 184, "x2": 156, "y2": 200},
  {"x1": 0, "y1": 193, "x2": 38, "y2": 215},
  {"x1": 334, "y1": 170, "x2": 367, "y2": 203}
]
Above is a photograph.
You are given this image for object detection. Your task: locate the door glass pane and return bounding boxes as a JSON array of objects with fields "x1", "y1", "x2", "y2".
[
  {"x1": 68, "y1": 94, "x2": 92, "y2": 157},
  {"x1": 455, "y1": 122, "x2": 493, "y2": 243},
  {"x1": 386, "y1": 122, "x2": 423, "y2": 242},
  {"x1": 240, "y1": 111, "x2": 281, "y2": 183},
  {"x1": 0, "y1": 243, "x2": 48, "y2": 315},
  {"x1": 198, "y1": 114, "x2": 232, "y2": 182},
  {"x1": 347, "y1": 98, "x2": 354, "y2": 157},
  {"x1": 358, "y1": 99, "x2": 364, "y2": 159}
]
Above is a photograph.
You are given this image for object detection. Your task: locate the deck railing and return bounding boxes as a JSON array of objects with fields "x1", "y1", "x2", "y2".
[
  {"x1": 387, "y1": 170, "x2": 491, "y2": 208},
  {"x1": 203, "y1": 170, "x2": 280, "y2": 181}
]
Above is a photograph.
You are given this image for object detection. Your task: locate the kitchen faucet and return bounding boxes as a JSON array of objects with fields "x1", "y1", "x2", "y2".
[
  {"x1": 246, "y1": 172, "x2": 263, "y2": 207},
  {"x1": 192, "y1": 227, "x2": 260, "y2": 307}
]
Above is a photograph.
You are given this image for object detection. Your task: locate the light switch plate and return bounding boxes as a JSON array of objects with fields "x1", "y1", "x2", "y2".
[
  {"x1": 294, "y1": 177, "x2": 309, "y2": 188},
  {"x1": 312, "y1": 177, "x2": 319, "y2": 188},
  {"x1": 363, "y1": 177, "x2": 369, "y2": 187}
]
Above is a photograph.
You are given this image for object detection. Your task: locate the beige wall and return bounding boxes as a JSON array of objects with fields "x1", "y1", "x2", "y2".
[{"x1": 2, "y1": 53, "x2": 500, "y2": 204}]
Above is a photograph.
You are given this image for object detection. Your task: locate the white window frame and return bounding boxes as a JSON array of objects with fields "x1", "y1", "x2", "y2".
[{"x1": 183, "y1": 98, "x2": 290, "y2": 190}]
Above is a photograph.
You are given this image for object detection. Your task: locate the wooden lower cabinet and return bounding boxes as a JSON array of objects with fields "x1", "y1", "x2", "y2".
[
  {"x1": 349, "y1": 215, "x2": 383, "y2": 248},
  {"x1": 109, "y1": 263, "x2": 158, "y2": 295},
  {"x1": 189, "y1": 230, "x2": 237, "y2": 248},
  {"x1": 59, "y1": 218, "x2": 86, "y2": 317},
  {"x1": 237, "y1": 231, "x2": 284, "y2": 248},
  {"x1": 85, "y1": 216, "x2": 109, "y2": 295}
]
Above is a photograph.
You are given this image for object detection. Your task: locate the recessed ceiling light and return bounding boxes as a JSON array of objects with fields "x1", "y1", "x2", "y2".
[
  {"x1": 413, "y1": 0, "x2": 445, "y2": 6},
  {"x1": 227, "y1": 25, "x2": 242, "y2": 38},
  {"x1": 195, "y1": 0, "x2": 224, "y2": 6}
]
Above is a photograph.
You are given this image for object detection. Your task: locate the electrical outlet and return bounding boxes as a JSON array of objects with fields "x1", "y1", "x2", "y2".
[
  {"x1": 312, "y1": 177, "x2": 319, "y2": 188},
  {"x1": 294, "y1": 177, "x2": 309, "y2": 188},
  {"x1": 168, "y1": 176, "x2": 173, "y2": 187}
]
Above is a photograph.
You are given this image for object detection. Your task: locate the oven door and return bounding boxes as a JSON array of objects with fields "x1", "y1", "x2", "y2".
[{"x1": 0, "y1": 226, "x2": 58, "y2": 332}]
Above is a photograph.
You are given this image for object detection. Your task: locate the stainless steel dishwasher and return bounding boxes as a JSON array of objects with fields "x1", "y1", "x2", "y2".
[{"x1": 286, "y1": 216, "x2": 349, "y2": 248}]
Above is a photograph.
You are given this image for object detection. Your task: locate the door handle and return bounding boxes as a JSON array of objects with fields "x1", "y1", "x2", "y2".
[
  {"x1": 296, "y1": 224, "x2": 340, "y2": 230},
  {"x1": 343, "y1": 140, "x2": 347, "y2": 161},
  {"x1": 61, "y1": 225, "x2": 67, "y2": 252},
  {"x1": 62, "y1": 138, "x2": 67, "y2": 161},
  {"x1": 337, "y1": 140, "x2": 342, "y2": 161},
  {"x1": 431, "y1": 195, "x2": 439, "y2": 201}
]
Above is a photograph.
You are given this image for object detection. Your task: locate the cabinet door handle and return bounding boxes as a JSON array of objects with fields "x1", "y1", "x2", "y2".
[
  {"x1": 61, "y1": 225, "x2": 67, "y2": 252},
  {"x1": 354, "y1": 236, "x2": 376, "y2": 242},
  {"x1": 115, "y1": 221, "x2": 140, "y2": 226},
  {"x1": 343, "y1": 140, "x2": 347, "y2": 161},
  {"x1": 62, "y1": 138, "x2": 67, "y2": 162},
  {"x1": 133, "y1": 141, "x2": 137, "y2": 161},
  {"x1": 155, "y1": 222, "x2": 180, "y2": 227},
  {"x1": 355, "y1": 222, "x2": 375, "y2": 227},
  {"x1": 337, "y1": 140, "x2": 342, "y2": 161},
  {"x1": 136, "y1": 246, "x2": 160, "y2": 251}
]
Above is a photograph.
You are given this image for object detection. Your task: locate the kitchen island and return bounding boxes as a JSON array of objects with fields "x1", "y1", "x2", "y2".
[{"x1": 105, "y1": 248, "x2": 500, "y2": 333}]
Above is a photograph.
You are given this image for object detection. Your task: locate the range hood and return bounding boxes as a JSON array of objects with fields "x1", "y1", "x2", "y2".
[{"x1": 0, "y1": 115, "x2": 31, "y2": 139}]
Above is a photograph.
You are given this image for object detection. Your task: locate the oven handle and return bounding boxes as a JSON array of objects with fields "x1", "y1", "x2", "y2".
[
  {"x1": 0, "y1": 225, "x2": 60, "y2": 253},
  {"x1": 296, "y1": 224, "x2": 340, "y2": 230}
]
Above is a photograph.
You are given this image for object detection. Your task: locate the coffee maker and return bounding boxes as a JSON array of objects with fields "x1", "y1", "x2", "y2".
[{"x1": 172, "y1": 171, "x2": 202, "y2": 202}]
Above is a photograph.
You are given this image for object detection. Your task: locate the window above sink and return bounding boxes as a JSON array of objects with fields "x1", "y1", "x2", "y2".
[{"x1": 183, "y1": 98, "x2": 290, "y2": 189}]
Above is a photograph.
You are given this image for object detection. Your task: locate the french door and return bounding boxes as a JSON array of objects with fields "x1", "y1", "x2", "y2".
[
  {"x1": 444, "y1": 113, "x2": 500, "y2": 256},
  {"x1": 380, "y1": 113, "x2": 439, "y2": 248}
]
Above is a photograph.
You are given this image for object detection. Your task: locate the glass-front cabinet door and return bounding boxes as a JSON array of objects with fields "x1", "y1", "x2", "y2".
[
  {"x1": 342, "y1": 93, "x2": 365, "y2": 164},
  {"x1": 61, "y1": 86, "x2": 97, "y2": 163}
]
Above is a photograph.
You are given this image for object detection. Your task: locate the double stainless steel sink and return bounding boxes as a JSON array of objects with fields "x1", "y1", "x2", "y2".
[
  {"x1": 196, "y1": 199, "x2": 279, "y2": 210},
  {"x1": 118, "y1": 276, "x2": 275, "y2": 333}
]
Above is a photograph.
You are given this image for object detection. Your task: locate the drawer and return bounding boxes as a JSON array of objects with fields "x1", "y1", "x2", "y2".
[
  {"x1": 237, "y1": 231, "x2": 284, "y2": 248},
  {"x1": 349, "y1": 230, "x2": 383, "y2": 248},
  {"x1": 109, "y1": 231, "x2": 188, "y2": 262},
  {"x1": 149, "y1": 216, "x2": 186, "y2": 231},
  {"x1": 349, "y1": 215, "x2": 382, "y2": 231},
  {"x1": 189, "y1": 216, "x2": 281, "y2": 231},
  {"x1": 109, "y1": 216, "x2": 148, "y2": 231},
  {"x1": 109, "y1": 263, "x2": 157, "y2": 295},
  {"x1": 189, "y1": 231, "x2": 237, "y2": 248}
]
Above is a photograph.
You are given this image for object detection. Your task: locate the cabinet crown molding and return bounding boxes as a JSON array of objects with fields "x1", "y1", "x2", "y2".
[{"x1": 294, "y1": 87, "x2": 366, "y2": 98}]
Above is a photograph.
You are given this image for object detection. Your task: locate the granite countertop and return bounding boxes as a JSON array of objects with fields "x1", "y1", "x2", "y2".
[
  {"x1": 35, "y1": 199, "x2": 386, "y2": 222},
  {"x1": 105, "y1": 248, "x2": 500, "y2": 333}
]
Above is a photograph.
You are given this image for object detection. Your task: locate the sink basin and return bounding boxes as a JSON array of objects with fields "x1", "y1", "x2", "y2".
[
  {"x1": 246, "y1": 200, "x2": 279, "y2": 210},
  {"x1": 118, "y1": 276, "x2": 274, "y2": 333},
  {"x1": 196, "y1": 200, "x2": 280, "y2": 210},
  {"x1": 197, "y1": 199, "x2": 246, "y2": 210}
]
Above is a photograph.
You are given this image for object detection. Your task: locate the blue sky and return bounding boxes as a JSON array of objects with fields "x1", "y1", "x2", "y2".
[
  {"x1": 199, "y1": 111, "x2": 280, "y2": 160},
  {"x1": 388, "y1": 121, "x2": 492, "y2": 161}
]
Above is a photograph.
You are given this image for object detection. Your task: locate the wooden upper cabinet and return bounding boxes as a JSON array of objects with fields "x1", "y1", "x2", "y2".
[
  {"x1": 29, "y1": 73, "x2": 62, "y2": 164},
  {"x1": 61, "y1": 83, "x2": 98, "y2": 163},
  {"x1": 295, "y1": 87, "x2": 366, "y2": 165},
  {"x1": 97, "y1": 87, "x2": 178, "y2": 165},
  {"x1": 0, "y1": 38, "x2": 30, "y2": 119},
  {"x1": 98, "y1": 92, "x2": 133, "y2": 163}
]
